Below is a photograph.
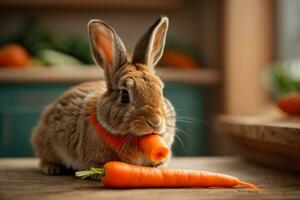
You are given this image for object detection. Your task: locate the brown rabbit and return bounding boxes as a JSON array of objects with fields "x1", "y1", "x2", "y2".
[{"x1": 31, "y1": 16, "x2": 176, "y2": 175}]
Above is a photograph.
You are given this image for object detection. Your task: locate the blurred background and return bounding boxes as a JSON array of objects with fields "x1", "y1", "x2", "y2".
[{"x1": 0, "y1": 0, "x2": 299, "y2": 158}]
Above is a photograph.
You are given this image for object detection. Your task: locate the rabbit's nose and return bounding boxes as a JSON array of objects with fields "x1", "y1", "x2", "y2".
[{"x1": 147, "y1": 117, "x2": 162, "y2": 128}]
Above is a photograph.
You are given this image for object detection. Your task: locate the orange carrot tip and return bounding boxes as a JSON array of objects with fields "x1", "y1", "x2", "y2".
[
  {"x1": 238, "y1": 181, "x2": 261, "y2": 192},
  {"x1": 75, "y1": 161, "x2": 259, "y2": 191},
  {"x1": 138, "y1": 134, "x2": 169, "y2": 163}
]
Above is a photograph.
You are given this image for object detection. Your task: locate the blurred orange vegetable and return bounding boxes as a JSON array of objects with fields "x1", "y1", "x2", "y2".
[
  {"x1": 161, "y1": 50, "x2": 198, "y2": 70},
  {"x1": 0, "y1": 44, "x2": 30, "y2": 68},
  {"x1": 277, "y1": 93, "x2": 300, "y2": 116}
]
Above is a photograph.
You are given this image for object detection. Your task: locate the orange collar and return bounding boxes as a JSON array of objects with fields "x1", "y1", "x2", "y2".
[{"x1": 87, "y1": 108, "x2": 136, "y2": 150}]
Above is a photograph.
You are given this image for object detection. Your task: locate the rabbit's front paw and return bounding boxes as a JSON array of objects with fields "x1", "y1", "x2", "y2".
[{"x1": 40, "y1": 162, "x2": 65, "y2": 175}]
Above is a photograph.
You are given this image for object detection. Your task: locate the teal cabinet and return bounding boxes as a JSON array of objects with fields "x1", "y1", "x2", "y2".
[
  {"x1": 0, "y1": 83, "x2": 207, "y2": 157},
  {"x1": 164, "y1": 84, "x2": 208, "y2": 156},
  {"x1": 0, "y1": 84, "x2": 73, "y2": 157}
]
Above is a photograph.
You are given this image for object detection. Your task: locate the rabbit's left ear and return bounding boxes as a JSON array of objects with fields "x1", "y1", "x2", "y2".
[
  {"x1": 88, "y1": 20, "x2": 127, "y2": 72},
  {"x1": 132, "y1": 16, "x2": 169, "y2": 70}
]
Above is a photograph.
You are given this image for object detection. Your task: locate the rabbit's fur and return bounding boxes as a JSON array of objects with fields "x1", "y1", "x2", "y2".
[{"x1": 31, "y1": 16, "x2": 176, "y2": 175}]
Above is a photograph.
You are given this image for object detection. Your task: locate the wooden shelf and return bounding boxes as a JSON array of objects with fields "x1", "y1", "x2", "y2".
[
  {"x1": 0, "y1": 0, "x2": 186, "y2": 10},
  {"x1": 0, "y1": 66, "x2": 219, "y2": 85}
]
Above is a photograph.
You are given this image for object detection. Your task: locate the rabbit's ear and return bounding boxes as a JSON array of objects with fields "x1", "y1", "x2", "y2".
[
  {"x1": 88, "y1": 20, "x2": 127, "y2": 71},
  {"x1": 132, "y1": 16, "x2": 169, "y2": 70}
]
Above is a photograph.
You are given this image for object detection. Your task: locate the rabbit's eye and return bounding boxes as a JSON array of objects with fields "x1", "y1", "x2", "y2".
[{"x1": 120, "y1": 89, "x2": 130, "y2": 103}]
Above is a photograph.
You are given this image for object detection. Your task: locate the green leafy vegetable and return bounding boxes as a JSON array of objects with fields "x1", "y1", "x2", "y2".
[
  {"x1": 271, "y1": 63, "x2": 300, "y2": 97},
  {"x1": 38, "y1": 49, "x2": 83, "y2": 66},
  {"x1": 0, "y1": 17, "x2": 93, "y2": 65}
]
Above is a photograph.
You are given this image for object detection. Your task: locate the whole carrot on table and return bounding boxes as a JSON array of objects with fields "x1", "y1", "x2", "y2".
[{"x1": 76, "y1": 161, "x2": 259, "y2": 191}]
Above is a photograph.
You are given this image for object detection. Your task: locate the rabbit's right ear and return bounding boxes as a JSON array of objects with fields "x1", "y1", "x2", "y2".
[
  {"x1": 88, "y1": 20, "x2": 127, "y2": 72},
  {"x1": 132, "y1": 16, "x2": 169, "y2": 71}
]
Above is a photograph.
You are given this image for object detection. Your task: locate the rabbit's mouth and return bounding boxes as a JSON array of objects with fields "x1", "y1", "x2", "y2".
[
  {"x1": 121, "y1": 119, "x2": 166, "y2": 137},
  {"x1": 122, "y1": 127, "x2": 166, "y2": 138}
]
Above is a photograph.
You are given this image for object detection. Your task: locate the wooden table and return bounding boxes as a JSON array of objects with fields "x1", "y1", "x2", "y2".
[
  {"x1": 0, "y1": 157, "x2": 299, "y2": 200},
  {"x1": 215, "y1": 116, "x2": 300, "y2": 172}
]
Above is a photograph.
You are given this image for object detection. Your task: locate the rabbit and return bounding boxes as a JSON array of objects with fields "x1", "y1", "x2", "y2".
[{"x1": 31, "y1": 16, "x2": 176, "y2": 175}]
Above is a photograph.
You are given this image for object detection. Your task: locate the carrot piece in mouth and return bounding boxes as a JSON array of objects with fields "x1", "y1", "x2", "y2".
[{"x1": 138, "y1": 134, "x2": 169, "y2": 163}]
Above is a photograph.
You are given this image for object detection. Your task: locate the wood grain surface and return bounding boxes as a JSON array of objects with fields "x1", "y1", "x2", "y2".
[
  {"x1": 215, "y1": 115, "x2": 300, "y2": 147},
  {"x1": 215, "y1": 115, "x2": 300, "y2": 172},
  {"x1": 0, "y1": 157, "x2": 299, "y2": 200}
]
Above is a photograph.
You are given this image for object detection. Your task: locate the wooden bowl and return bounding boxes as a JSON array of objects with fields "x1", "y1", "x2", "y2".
[{"x1": 215, "y1": 115, "x2": 300, "y2": 172}]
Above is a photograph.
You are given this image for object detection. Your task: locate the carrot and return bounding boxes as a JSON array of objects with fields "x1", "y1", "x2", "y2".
[
  {"x1": 161, "y1": 50, "x2": 198, "y2": 70},
  {"x1": 277, "y1": 93, "x2": 300, "y2": 116},
  {"x1": 76, "y1": 161, "x2": 259, "y2": 191},
  {"x1": 88, "y1": 108, "x2": 169, "y2": 163},
  {"x1": 0, "y1": 44, "x2": 30, "y2": 67},
  {"x1": 139, "y1": 134, "x2": 169, "y2": 163}
]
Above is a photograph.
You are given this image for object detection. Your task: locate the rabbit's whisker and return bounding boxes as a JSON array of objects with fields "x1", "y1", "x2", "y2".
[
  {"x1": 166, "y1": 115, "x2": 211, "y2": 128},
  {"x1": 166, "y1": 124, "x2": 194, "y2": 143},
  {"x1": 164, "y1": 109, "x2": 176, "y2": 115},
  {"x1": 174, "y1": 134, "x2": 186, "y2": 153}
]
